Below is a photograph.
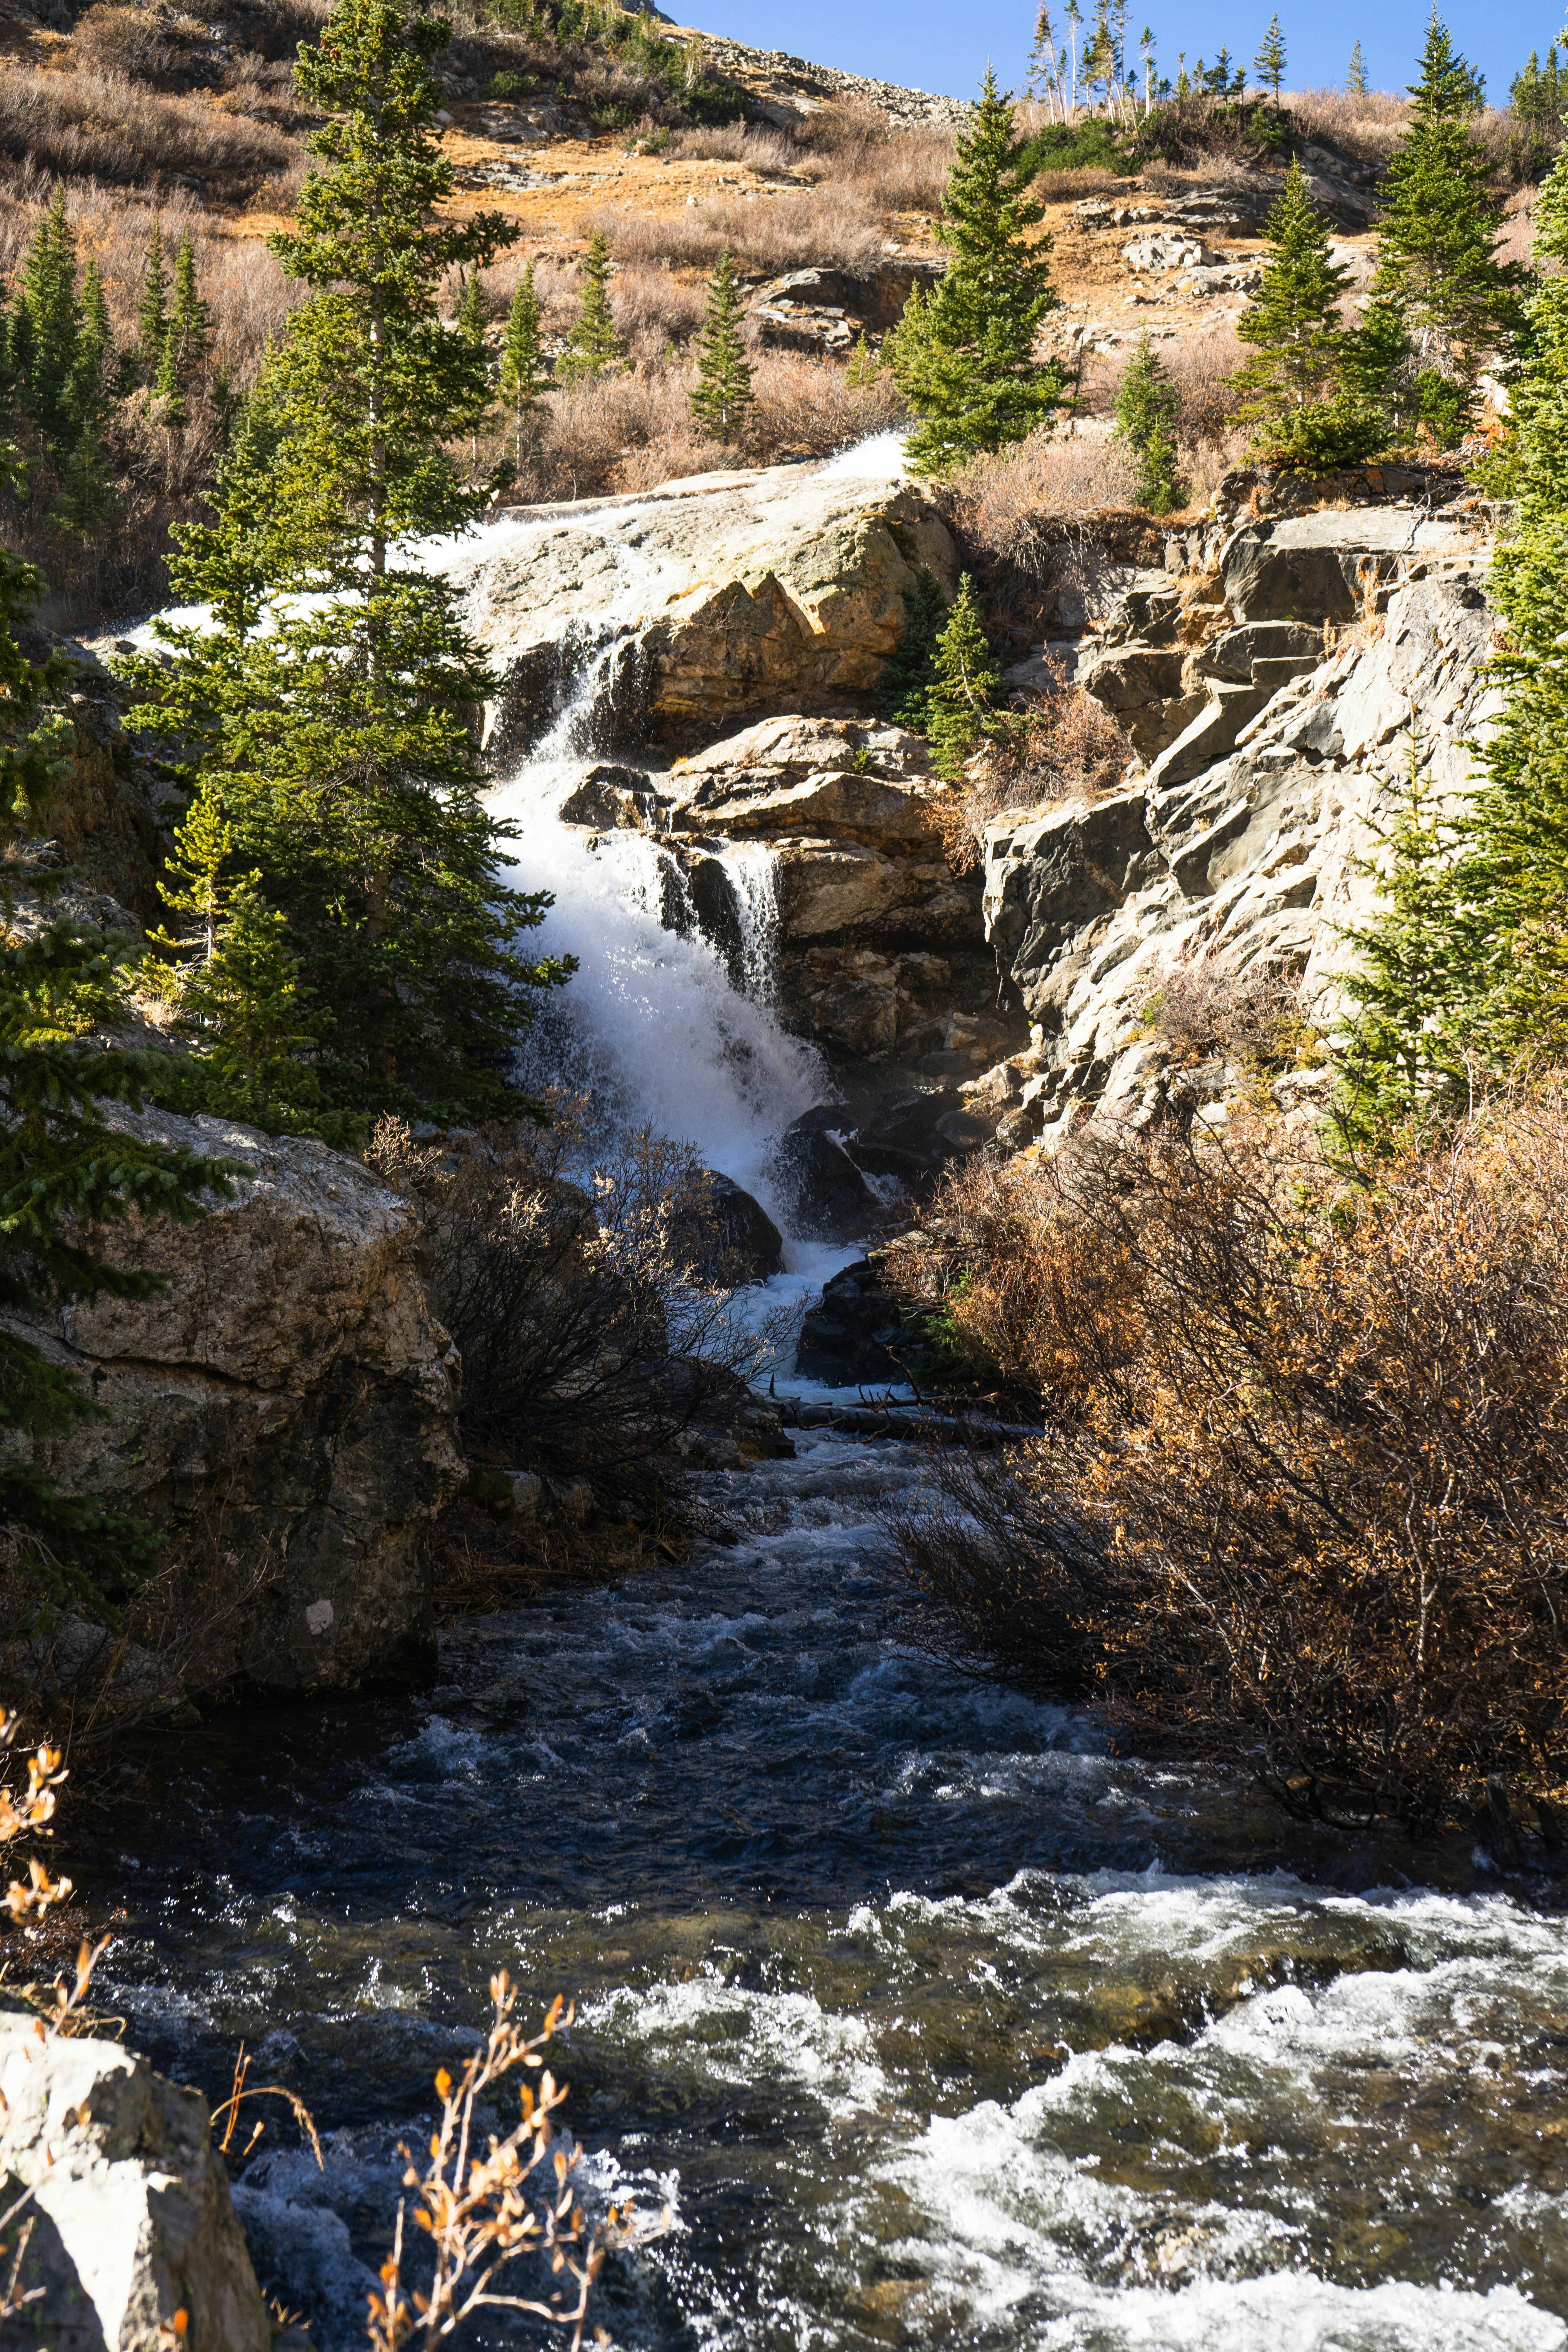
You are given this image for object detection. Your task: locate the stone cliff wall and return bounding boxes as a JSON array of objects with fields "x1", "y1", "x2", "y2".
[{"x1": 15, "y1": 1108, "x2": 464, "y2": 1697}]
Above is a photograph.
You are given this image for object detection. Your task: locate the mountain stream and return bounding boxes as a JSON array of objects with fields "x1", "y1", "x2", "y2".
[{"x1": 90, "y1": 472, "x2": 1568, "y2": 2352}]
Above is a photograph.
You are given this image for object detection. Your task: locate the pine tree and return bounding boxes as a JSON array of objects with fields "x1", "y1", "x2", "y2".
[
  {"x1": 165, "y1": 235, "x2": 211, "y2": 388},
  {"x1": 151, "y1": 327, "x2": 188, "y2": 434},
  {"x1": 1229, "y1": 159, "x2": 1383, "y2": 466},
  {"x1": 144, "y1": 782, "x2": 326, "y2": 1134},
  {"x1": 688, "y1": 246, "x2": 753, "y2": 444},
  {"x1": 558, "y1": 230, "x2": 625, "y2": 385},
  {"x1": 53, "y1": 427, "x2": 118, "y2": 545},
  {"x1": 1368, "y1": 13, "x2": 1526, "y2": 439},
  {"x1": 1331, "y1": 737, "x2": 1476, "y2": 1147},
  {"x1": 1347, "y1": 38, "x2": 1368, "y2": 96},
  {"x1": 137, "y1": 0, "x2": 570, "y2": 1124},
  {"x1": 497, "y1": 262, "x2": 549, "y2": 467},
  {"x1": 878, "y1": 570, "x2": 949, "y2": 729},
  {"x1": 1254, "y1": 12, "x2": 1286, "y2": 103},
  {"x1": 17, "y1": 189, "x2": 80, "y2": 447},
  {"x1": 67, "y1": 258, "x2": 113, "y2": 432},
  {"x1": 135, "y1": 218, "x2": 168, "y2": 387},
  {"x1": 925, "y1": 573, "x2": 1002, "y2": 780},
  {"x1": 0, "y1": 475, "x2": 227, "y2": 1613},
  {"x1": 888, "y1": 70, "x2": 1067, "y2": 475},
  {"x1": 1114, "y1": 329, "x2": 1185, "y2": 511}
]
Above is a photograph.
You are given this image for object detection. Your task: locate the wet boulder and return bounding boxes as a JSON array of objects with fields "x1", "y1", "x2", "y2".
[
  {"x1": 794, "y1": 1257, "x2": 911, "y2": 1387},
  {"x1": 702, "y1": 1172, "x2": 785, "y2": 1280},
  {"x1": 557, "y1": 762, "x2": 662, "y2": 830},
  {"x1": 770, "y1": 1105, "x2": 885, "y2": 1241},
  {"x1": 846, "y1": 1087, "x2": 992, "y2": 1180}
]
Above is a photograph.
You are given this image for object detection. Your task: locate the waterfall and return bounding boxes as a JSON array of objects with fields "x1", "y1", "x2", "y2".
[{"x1": 488, "y1": 653, "x2": 830, "y2": 1245}]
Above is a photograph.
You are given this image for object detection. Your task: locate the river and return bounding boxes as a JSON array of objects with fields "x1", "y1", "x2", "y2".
[{"x1": 88, "y1": 459, "x2": 1568, "y2": 2352}]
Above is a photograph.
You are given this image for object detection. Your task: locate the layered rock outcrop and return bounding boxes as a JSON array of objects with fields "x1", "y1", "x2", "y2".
[
  {"x1": 18, "y1": 1109, "x2": 463, "y2": 1697},
  {"x1": 450, "y1": 457, "x2": 958, "y2": 753},
  {"x1": 976, "y1": 466, "x2": 1499, "y2": 1145}
]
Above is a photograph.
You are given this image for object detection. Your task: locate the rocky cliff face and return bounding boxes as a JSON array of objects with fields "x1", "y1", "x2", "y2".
[
  {"x1": 17, "y1": 1109, "x2": 463, "y2": 1698},
  {"x1": 971, "y1": 465, "x2": 1498, "y2": 1145}
]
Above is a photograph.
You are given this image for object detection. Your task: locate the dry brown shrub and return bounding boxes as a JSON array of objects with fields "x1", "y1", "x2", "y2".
[
  {"x1": 947, "y1": 426, "x2": 1142, "y2": 561},
  {"x1": 886, "y1": 1092, "x2": 1568, "y2": 1831},
  {"x1": 938, "y1": 655, "x2": 1132, "y2": 869},
  {"x1": 748, "y1": 347, "x2": 906, "y2": 453},
  {"x1": 1145, "y1": 949, "x2": 1313, "y2": 1068},
  {"x1": 668, "y1": 121, "x2": 799, "y2": 173},
  {"x1": 0, "y1": 62, "x2": 293, "y2": 198},
  {"x1": 1283, "y1": 85, "x2": 1409, "y2": 163}
]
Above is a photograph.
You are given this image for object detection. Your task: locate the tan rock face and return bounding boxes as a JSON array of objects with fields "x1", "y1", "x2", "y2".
[
  {"x1": 450, "y1": 461, "x2": 958, "y2": 750},
  {"x1": 21, "y1": 1107, "x2": 464, "y2": 1696}
]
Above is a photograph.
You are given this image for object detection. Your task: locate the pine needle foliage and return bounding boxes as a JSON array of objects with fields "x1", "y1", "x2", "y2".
[
  {"x1": 1229, "y1": 159, "x2": 1383, "y2": 467},
  {"x1": 0, "y1": 505, "x2": 228, "y2": 1615},
  {"x1": 1113, "y1": 330, "x2": 1184, "y2": 511},
  {"x1": 1347, "y1": 38, "x2": 1368, "y2": 97},
  {"x1": 878, "y1": 570, "x2": 951, "y2": 730},
  {"x1": 926, "y1": 574, "x2": 1002, "y2": 780},
  {"x1": 497, "y1": 262, "x2": 550, "y2": 467},
  {"x1": 888, "y1": 70, "x2": 1067, "y2": 475},
  {"x1": 1253, "y1": 12, "x2": 1286, "y2": 102},
  {"x1": 136, "y1": 0, "x2": 572, "y2": 1128},
  {"x1": 688, "y1": 247, "x2": 753, "y2": 444},
  {"x1": 1368, "y1": 12, "x2": 1526, "y2": 438},
  {"x1": 557, "y1": 230, "x2": 625, "y2": 385}
]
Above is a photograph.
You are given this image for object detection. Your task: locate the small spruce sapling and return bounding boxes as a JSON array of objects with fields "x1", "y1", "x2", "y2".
[
  {"x1": 498, "y1": 263, "x2": 550, "y2": 468},
  {"x1": 926, "y1": 574, "x2": 1002, "y2": 781},
  {"x1": 1113, "y1": 330, "x2": 1185, "y2": 512},
  {"x1": 1347, "y1": 39, "x2": 1368, "y2": 96},
  {"x1": 1254, "y1": 12, "x2": 1286, "y2": 103},
  {"x1": 558, "y1": 230, "x2": 626, "y2": 384},
  {"x1": 688, "y1": 246, "x2": 753, "y2": 445}
]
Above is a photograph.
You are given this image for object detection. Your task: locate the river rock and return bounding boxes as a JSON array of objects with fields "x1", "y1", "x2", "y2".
[
  {"x1": 700, "y1": 1172, "x2": 785, "y2": 1279},
  {"x1": 0, "y1": 2016, "x2": 270, "y2": 2352},
  {"x1": 769, "y1": 1106, "x2": 886, "y2": 1241},
  {"x1": 15, "y1": 1107, "x2": 464, "y2": 1698},
  {"x1": 450, "y1": 461, "x2": 958, "y2": 752}
]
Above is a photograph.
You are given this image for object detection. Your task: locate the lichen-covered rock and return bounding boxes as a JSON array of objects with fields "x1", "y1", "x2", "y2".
[
  {"x1": 16, "y1": 1108, "x2": 464, "y2": 1696},
  {"x1": 0, "y1": 2017, "x2": 270, "y2": 2352}
]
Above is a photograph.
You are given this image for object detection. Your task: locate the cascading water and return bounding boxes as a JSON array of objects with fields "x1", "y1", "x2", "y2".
[{"x1": 485, "y1": 632, "x2": 828, "y2": 1246}]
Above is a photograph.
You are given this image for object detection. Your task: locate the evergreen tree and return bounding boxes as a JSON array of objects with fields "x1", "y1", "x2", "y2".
[
  {"x1": 0, "y1": 480, "x2": 227, "y2": 1613},
  {"x1": 1229, "y1": 160, "x2": 1383, "y2": 465},
  {"x1": 151, "y1": 327, "x2": 188, "y2": 435},
  {"x1": 688, "y1": 246, "x2": 753, "y2": 443},
  {"x1": 17, "y1": 189, "x2": 80, "y2": 447},
  {"x1": 1332, "y1": 737, "x2": 1476, "y2": 1146},
  {"x1": 135, "y1": 218, "x2": 168, "y2": 387},
  {"x1": 558, "y1": 230, "x2": 625, "y2": 384},
  {"x1": 53, "y1": 428, "x2": 118, "y2": 545},
  {"x1": 1347, "y1": 38, "x2": 1368, "y2": 97},
  {"x1": 888, "y1": 70, "x2": 1067, "y2": 475},
  {"x1": 165, "y1": 235, "x2": 211, "y2": 388},
  {"x1": 1113, "y1": 329, "x2": 1184, "y2": 511},
  {"x1": 497, "y1": 262, "x2": 550, "y2": 466},
  {"x1": 926, "y1": 573, "x2": 1002, "y2": 780},
  {"x1": 879, "y1": 570, "x2": 949, "y2": 729},
  {"x1": 68, "y1": 258, "x2": 113, "y2": 432},
  {"x1": 1254, "y1": 12, "x2": 1286, "y2": 103},
  {"x1": 137, "y1": 0, "x2": 570, "y2": 1124},
  {"x1": 1367, "y1": 13, "x2": 1526, "y2": 440},
  {"x1": 144, "y1": 782, "x2": 326, "y2": 1134}
]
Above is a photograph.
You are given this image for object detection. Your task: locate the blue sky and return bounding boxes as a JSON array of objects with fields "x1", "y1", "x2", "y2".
[{"x1": 690, "y1": 1, "x2": 1559, "y2": 111}]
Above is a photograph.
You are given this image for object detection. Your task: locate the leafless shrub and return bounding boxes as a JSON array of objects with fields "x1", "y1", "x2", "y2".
[
  {"x1": 748, "y1": 347, "x2": 906, "y2": 453},
  {"x1": 366, "y1": 1113, "x2": 789, "y2": 1501},
  {"x1": 1144, "y1": 949, "x2": 1313, "y2": 1068},
  {"x1": 1160, "y1": 319, "x2": 1248, "y2": 450},
  {"x1": 594, "y1": 181, "x2": 884, "y2": 274},
  {"x1": 885, "y1": 1091, "x2": 1568, "y2": 1831},
  {"x1": 667, "y1": 121, "x2": 799, "y2": 173},
  {"x1": 938, "y1": 655, "x2": 1132, "y2": 869},
  {"x1": 946, "y1": 426, "x2": 1142, "y2": 566},
  {"x1": 0, "y1": 63, "x2": 293, "y2": 199}
]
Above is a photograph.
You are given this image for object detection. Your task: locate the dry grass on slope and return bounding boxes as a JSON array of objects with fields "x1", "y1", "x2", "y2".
[{"x1": 0, "y1": 60, "x2": 296, "y2": 201}]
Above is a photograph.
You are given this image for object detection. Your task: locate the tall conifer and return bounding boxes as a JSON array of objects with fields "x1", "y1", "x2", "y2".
[
  {"x1": 18, "y1": 190, "x2": 80, "y2": 447},
  {"x1": 888, "y1": 70, "x2": 1066, "y2": 475},
  {"x1": 137, "y1": 0, "x2": 570, "y2": 1125},
  {"x1": 1229, "y1": 160, "x2": 1382, "y2": 465},
  {"x1": 497, "y1": 262, "x2": 549, "y2": 466},
  {"x1": 1254, "y1": 13, "x2": 1286, "y2": 103},
  {"x1": 1347, "y1": 38, "x2": 1368, "y2": 96},
  {"x1": 1368, "y1": 13, "x2": 1525, "y2": 438},
  {"x1": 136, "y1": 219, "x2": 168, "y2": 386},
  {"x1": 926, "y1": 574, "x2": 1001, "y2": 780}
]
